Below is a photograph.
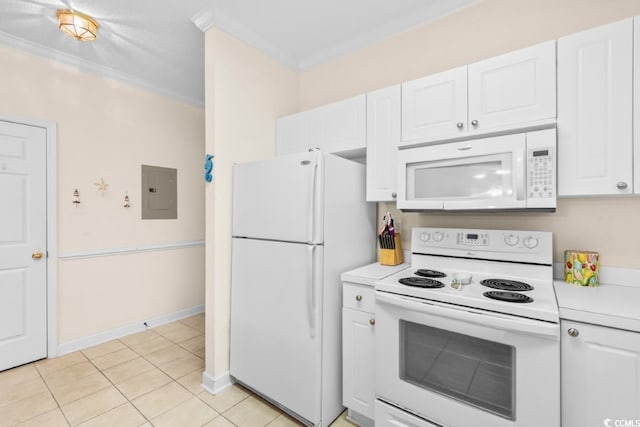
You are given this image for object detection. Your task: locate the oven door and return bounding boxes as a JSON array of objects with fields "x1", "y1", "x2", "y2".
[
  {"x1": 397, "y1": 133, "x2": 525, "y2": 211},
  {"x1": 375, "y1": 292, "x2": 560, "y2": 427}
]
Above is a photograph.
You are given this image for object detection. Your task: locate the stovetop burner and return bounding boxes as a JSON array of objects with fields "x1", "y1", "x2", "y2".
[
  {"x1": 399, "y1": 277, "x2": 445, "y2": 288},
  {"x1": 414, "y1": 269, "x2": 447, "y2": 278},
  {"x1": 481, "y1": 278, "x2": 534, "y2": 291},
  {"x1": 483, "y1": 291, "x2": 534, "y2": 303}
]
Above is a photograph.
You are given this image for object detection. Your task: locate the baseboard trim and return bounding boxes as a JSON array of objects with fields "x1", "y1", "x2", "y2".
[
  {"x1": 57, "y1": 305, "x2": 204, "y2": 356},
  {"x1": 201, "y1": 371, "x2": 233, "y2": 395}
]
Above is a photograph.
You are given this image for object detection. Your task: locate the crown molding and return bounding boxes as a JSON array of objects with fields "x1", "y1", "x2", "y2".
[
  {"x1": 0, "y1": 29, "x2": 204, "y2": 107},
  {"x1": 191, "y1": 6, "x2": 300, "y2": 71},
  {"x1": 192, "y1": 0, "x2": 478, "y2": 73},
  {"x1": 298, "y1": 0, "x2": 480, "y2": 70}
]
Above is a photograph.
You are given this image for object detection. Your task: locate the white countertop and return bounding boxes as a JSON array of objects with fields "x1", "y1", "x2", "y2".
[
  {"x1": 554, "y1": 280, "x2": 640, "y2": 333},
  {"x1": 341, "y1": 262, "x2": 410, "y2": 287}
]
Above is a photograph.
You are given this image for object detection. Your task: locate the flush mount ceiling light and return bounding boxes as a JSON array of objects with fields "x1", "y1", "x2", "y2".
[{"x1": 56, "y1": 9, "x2": 99, "y2": 42}]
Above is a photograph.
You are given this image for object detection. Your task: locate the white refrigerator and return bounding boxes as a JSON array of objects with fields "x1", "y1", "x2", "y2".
[{"x1": 230, "y1": 150, "x2": 376, "y2": 426}]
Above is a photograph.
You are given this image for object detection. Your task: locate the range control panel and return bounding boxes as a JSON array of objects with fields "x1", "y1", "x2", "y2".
[
  {"x1": 456, "y1": 232, "x2": 489, "y2": 246},
  {"x1": 411, "y1": 227, "x2": 553, "y2": 265}
]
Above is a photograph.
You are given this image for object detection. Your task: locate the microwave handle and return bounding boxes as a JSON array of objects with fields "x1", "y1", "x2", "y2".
[
  {"x1": 376, "y1": 292, "x2": 559, "y2": 339},
  {"x1": 515, "y1": 146, "x2": 525, "y2": 201}
]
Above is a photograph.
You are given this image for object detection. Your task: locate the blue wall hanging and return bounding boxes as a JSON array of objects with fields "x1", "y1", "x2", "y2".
[{"x1": 204, "y1": 154, "x2": 214, "y2": 183}]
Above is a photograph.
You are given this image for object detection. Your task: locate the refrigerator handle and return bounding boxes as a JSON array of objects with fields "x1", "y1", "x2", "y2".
[
  {"x1": 307, "y1": 245, "x2": 317, "y2": 338},
  {"x1": 307, "y1": 152, "x2": 318, "y2": 244}
]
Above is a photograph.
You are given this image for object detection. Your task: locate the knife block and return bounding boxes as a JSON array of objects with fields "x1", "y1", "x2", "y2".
[{"x1": 379, "y1": 234, "x2": 404, "y2": 266}]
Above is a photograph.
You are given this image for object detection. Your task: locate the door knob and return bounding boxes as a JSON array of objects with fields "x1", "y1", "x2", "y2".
[
  {"x1": 32, "y1": 251, "x2": 43, "y2": 260},
  {"x1": 568, "y1": 328, "x2": 579, "y2": 337}
]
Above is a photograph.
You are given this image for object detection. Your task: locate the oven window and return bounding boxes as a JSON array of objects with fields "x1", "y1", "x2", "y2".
[{"x1": 399, "y1": 320, "x2": 515, "y2": 420}]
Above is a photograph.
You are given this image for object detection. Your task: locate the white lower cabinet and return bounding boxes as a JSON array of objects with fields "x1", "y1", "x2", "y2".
[
  {"x1": 561, "y1": 320, "x2": 640, "y2": 427},
  {"x1": 342, "y1": 283, "x2": 375, "y2": 425}
]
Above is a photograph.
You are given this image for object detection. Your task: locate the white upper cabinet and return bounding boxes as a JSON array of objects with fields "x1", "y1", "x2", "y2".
[
  {"x1": 401, "y1": 41, "x2": 556, "y2": 145},
  {"x1": 468, "y1": 40, "x2": 556, "y2": 132},
  {"x1": 275, "y1": 95, "x2": 366, "y2": 157},
  {"x1": 276, "y1": 112, "x2": 315, "y2": 156},
  {"x1": 366, "y1": 85, "x2": 400, "y2": 202},
  {"x1": 635, "y1": 18, "x2": 640, "y2": 194},
  {"x1": 317, "y1": 95, "x2": 366, "y2": 154},
  {"x1": 401, "y1": 66, "x2": 467, "y2": 142},
  {"x1": 557, "y1": 18, "x2": 633, "y2": 196}
]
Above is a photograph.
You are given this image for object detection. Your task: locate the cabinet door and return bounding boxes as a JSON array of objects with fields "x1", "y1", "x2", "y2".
[
  {"x1": 561, "y1": 320, "x2": 640, "y2": 427},
  {"x1": 317, "y1": 95, "x2": 366, "y2": 154},
  {"x1": 468, "y1": 40, "x2": 556, "y2": 132},
  {"x1": 557, "y1": 19, "x2": 633, "y2": 196},
  {"x1": 276, "y1": 112, "x2": 311, "y2": 156},
  {"x1": 366, "y1": 85, "x2": 400, "y2": 202},
  {"x1": 343, "y1": 308, "x2": 375, "y2": 420},
  {"x1": 635, "y1": 18, "x2": 640, "y2": 194},
  {"x1": 401, "y1": 66, "x2": 467, "y2": 143}
]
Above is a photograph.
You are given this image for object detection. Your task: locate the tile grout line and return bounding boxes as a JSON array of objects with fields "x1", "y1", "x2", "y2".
[
  {"x1": 80, "y1": 348, "x2": 152, "y2": 426},
  {"x1": 0, "y1": 316, "x2": 213, "y2": 427},
  {"x1": 30, "y1": 363, "x2": 72, "y2": 426},
  {"x1": 81, "y1": 327, "x2": 208, "y2": 424}
]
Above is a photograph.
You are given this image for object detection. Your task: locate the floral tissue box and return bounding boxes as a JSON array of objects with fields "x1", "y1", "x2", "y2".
[{"x1": 564, "y1": 250, "x2": 600, "y2": 287}]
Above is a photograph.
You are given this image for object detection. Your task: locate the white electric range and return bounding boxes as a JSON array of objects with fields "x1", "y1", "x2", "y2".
[{"x1": 374, "y1": 227, "x2": 560, "y2": 427}]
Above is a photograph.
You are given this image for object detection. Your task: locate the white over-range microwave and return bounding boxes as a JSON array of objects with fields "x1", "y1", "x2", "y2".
[{"x1": 397, "y1": 129, "x2": 556, "y2": 211}]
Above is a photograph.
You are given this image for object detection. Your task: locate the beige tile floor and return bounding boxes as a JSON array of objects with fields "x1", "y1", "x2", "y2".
[{"x1": 0, "y1": 314, "x2": 354, "y2": 427}]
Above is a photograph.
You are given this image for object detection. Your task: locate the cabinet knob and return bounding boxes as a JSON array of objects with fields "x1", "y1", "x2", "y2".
[
  {"x1": 369, "y1": 318, "x2": 376, "y2": 326},
  {"x1": 456, "y1": 122, "x2": 463, "y2": 129},
  {"x1": 617, "y1": 182, "x2": 628, "y2": 190},
  {"x1": 391, "y1": 192, "x2": 397, "y2": 199},
  {"x1": 568, "y1": 328, "x2": 579, "y2": 337},
  {"x1": 32, "y1": 251, "x2": 43, "y2": 260},
  {"x1": 471, "y1": 120, "x2": 479, "y2": 126},
  {"x1": 355, "y1": 295, "x2": 362, "y2": 301}
]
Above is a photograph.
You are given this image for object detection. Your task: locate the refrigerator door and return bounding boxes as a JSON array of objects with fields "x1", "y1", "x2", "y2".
[
  {"x1": 232, "y1": 151, "x2": 323, "y2": 244},
  {"x1": 230, "y1": 237, "x2": 322, "y2": 424}
]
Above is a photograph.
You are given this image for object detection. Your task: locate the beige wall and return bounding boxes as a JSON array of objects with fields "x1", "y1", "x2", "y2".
[
  {"x1": 299, "y1": 0, "x2": 640, "y2": 269},
  {"x1": 204, "y1": 28, "x2": 299, "y2": 377},
  {"x1": 0, "y1": 45, "x2": 206, "y2": 344}
]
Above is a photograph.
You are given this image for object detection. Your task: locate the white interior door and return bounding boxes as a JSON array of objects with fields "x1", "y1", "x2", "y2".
[
  {"x1": 230, "y1": 238, "x2": 321, "y2": 423},
  {"x1": 0, "y1": 120, "x2": 47, "y2": 371}
]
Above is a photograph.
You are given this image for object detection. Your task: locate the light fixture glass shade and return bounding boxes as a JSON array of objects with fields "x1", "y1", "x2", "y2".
[{"x1": 57, "y1": 9, "x2": 99, "y2": 41}]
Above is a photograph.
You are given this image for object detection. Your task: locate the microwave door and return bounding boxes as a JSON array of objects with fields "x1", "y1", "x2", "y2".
[{"x1": 442, "y1": 148, "x2": 525, "y2": 210}]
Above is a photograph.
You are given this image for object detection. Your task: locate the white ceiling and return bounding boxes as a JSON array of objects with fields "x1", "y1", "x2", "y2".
[{"x1": 0, "y1": 0, "x2": 477, "y2": 106}]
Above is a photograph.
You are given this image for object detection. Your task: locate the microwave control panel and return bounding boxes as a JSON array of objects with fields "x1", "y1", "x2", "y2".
[
  {"x1": 527, "y1": 148, "x2": 554, "y2": 198},
  {"x1": 526, "y1": 128, "x2": 557, "y2": 209}
]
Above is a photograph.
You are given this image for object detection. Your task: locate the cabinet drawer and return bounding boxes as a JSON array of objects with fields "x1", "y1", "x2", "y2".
[{"x1": 343, "y1": 283, "x2": 375, "y2": 313}]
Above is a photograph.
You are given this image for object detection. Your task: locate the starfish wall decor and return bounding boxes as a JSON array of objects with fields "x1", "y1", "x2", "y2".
[{"x1": 94, "y1": 178, "x2": 109, "y2": 194}]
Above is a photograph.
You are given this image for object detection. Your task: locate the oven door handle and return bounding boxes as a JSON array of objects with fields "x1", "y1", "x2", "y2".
[{"x1": 376, "y1": 292, "x2": 559, "y2": 339}]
